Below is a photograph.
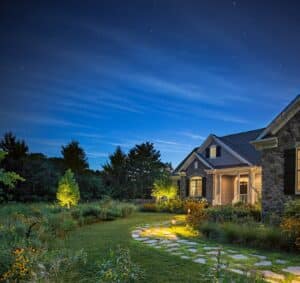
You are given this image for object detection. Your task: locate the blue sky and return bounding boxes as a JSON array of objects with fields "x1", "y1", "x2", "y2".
[{"x1": 0, "y1": 0, "x2": 299, "y2": 169}]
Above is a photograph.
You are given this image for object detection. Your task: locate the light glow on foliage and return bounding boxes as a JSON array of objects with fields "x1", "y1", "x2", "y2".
[
  {"x1": 151, "y1": 178, "x2": 177, "y2": 202},
  {"x1": 140, "y1": 225, "x2": 198, "y2": 239},
  {"x1": 57, "y1": 169, "x2": 80, "y2": 208}
]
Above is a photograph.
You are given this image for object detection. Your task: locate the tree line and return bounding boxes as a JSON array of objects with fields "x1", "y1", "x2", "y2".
[{"x1": 0, "y1": 132, "x2": 171, "y2": 202}]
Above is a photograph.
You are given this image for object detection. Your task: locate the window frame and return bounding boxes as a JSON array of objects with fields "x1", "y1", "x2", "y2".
[
  {"x1": 194, "y1": 161, "x2": 198, "y2": 169},
  {"x1": 210, "y1": 145, "x2": 217, "y2": 159},
  {"x1": 189, "y1": 177, "x2": 202, "y2": 197},
  {"x1": 296, "y1": 147, "x2": 300, "y2": 195}
]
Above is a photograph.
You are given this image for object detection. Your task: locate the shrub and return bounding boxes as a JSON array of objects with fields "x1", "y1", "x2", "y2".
[
  {"x1": 97, "y1": 246, "x2": 144, "y2": 282},
  {"x1": 151, "y1": 177, "x2": 177, "y2": 202},
  {"x1": 185, "y1": 199, "x2": 208, "y2": 228},
  {"x1": 57, "y1": 169, "x2": 80, "y2": 208},
  {"x1": 207, "y1": 204, "x2": 261, "y2": 223},
  {"x1": 46, "y1": 213, "x2": 77, "y2": 239},
  {"x1": 140, "y1": 203, "x2": 157, "y2": 212},
  {"x1": 199, "y1": 221, "x2": 294, "y2": 251},
  {"x1": 280, "y1": 199, "x2": 300, "y2": 250}
]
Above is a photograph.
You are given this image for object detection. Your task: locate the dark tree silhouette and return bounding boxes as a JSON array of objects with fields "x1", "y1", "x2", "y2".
[
  {"x1": 0, "y1": 132, "x2": 28, "y2": 160},
  {"x1": 127, "y1": 142, "x2": 166, "y2": 198},
  {"x1": 102, "y1": 146, "x2": 129, "y2": 199},
  {"x1": 61, "y1": 141, "x2": 89, "y2": 174}
]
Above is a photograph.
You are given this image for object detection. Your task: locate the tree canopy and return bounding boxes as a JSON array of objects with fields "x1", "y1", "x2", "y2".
[{"x1": 61, "y1": 141, "x2": 89, "y2": 174}]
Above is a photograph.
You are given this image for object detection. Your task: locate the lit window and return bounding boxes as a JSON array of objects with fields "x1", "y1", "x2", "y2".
[
  {"x1": 296, "y1": 148, "x2": 300, "y2": 194},
  {"x1": 194, "y1": 161, "x2": 198, "y2": 169},
  {"x1": 190, "y1": 177, "x2": 202, "y2": 196},
  {"x1": 210, "y1": 145, "x2": 216, "y2": 158}
]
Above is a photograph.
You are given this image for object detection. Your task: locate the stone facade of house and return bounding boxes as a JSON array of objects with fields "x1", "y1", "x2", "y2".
[
  {"x1": 261, "y1": 111, "x2": 300, "y2": 218},
  {"x1": 178, "y1": 158, "x2": 213, "y2": 203}
]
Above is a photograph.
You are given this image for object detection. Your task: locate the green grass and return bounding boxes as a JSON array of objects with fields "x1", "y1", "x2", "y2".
[{"x1": 61, "y1": 212, "x2": 263, "y2": 282}]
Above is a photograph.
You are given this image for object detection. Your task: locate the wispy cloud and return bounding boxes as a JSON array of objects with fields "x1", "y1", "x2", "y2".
[
  {"x1": 181, "y1": 132, "x2": 206, "y2": 140},
  {"x1": 86, "y1": 151, "x2": 108, "y2": 158}
]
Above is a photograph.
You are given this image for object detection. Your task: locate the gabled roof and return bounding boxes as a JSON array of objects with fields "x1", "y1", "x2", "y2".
[
  {"x1": 218, "y1": 128, "x2": 265, "y2": 165},
  {"x1": 255, "y1": 95, "x2": 300, "y2": 140},
  {"x1": 173, "y1": 149, "x2": 213, "y2": 174},
  {"x1": 173, "y1": 128, "x2": 264, "y2": 174}
]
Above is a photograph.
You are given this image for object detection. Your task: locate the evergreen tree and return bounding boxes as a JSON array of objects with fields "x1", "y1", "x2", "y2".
[
  {"x1": 61, "y1": 141, "x2": 88, "y2": 174},
  {"x1": 57, "y1": 169, "x2": 80, "y2": 208},
  {"x1": 127, "y1": 142, "x2": 167, "y2": 198},
  {"x1": 102, "y1": 146, "x2": 129, "y2": 199}
]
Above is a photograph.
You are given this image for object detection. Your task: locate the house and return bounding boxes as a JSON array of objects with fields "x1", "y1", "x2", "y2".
[
  {"x1": 173, "y1": 129, "x2": 264, "y2": 205},
  {"x1": 252, "y1": 95, "x2": 300, "y2": 218},
  {"x1": 173, "y1": 95, "x2": 300, "y2": 215}
]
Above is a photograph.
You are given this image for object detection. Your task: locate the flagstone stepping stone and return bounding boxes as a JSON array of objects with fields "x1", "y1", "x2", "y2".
[
  {"x1": 227, "y1": 249, "x2": 237, "y2": 253},
  {"x1": 180, "y1": 255, "x2": 190, "y2": 260},
  {"x1": 254, "y1": 261, "x2": 272, "y2": 267},
  {"x1": 185, "y1": 241, "x2": 198, "y2": 246},
  {"x1": 206, "y1": 250, "x2": 226, "y2": 256},
  {"x1": 261, "y1": 271, "x2": 285, "y2": 281},
  {"x1": 252, "y1": 254, "x2": 267, "y2": 260},
  {"x1": 188, "y1": 248, "x2": 198, "y2": 253},
  {"x1": 177, "y1": 239, "x2": 190, "y2": 243},
  {"x1": 291, "y1": 279, "x2": 300, "y2": 283},
  {"x1": 275, "y1": 260, "x2": 287, "y2": 264},
  {"x1": 229, "y1": 268, "x2": 244, "y2": 275},
  {"x1": 229, "y1": 254, "x2": 249, "y2": 260},
  {"x1": 203, "y1": 246, "x2": 218, "y2": 250},
  {"x1": 166, "y1": 243, "x2": 179, "y2": 248},
  {"x1": 172, "y1": 252, "x2": 183, "y2": 255},
  {"x1": 282, "y1": 267, "x2": 300, "y2": 276},
  {"x1": 166, "y1": 248, "x2": 178, "y2": 252},
  {"x1": 144, "y1": 240, "x2": 157, "y2": 244},
  {"x1": 193, "y1": 258, "x2": 206, "y2": 264}
]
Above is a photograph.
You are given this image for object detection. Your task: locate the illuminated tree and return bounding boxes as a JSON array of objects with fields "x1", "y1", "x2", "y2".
[
  {"x1": 57, "y1": 169, "x2": 80, "y2": 208},
  {"x1": 151, "y1": 177, "x2": 177, "y2": 202},
  {"x1": 0, "y1": 150, "x2": 25, "y2": 188}
]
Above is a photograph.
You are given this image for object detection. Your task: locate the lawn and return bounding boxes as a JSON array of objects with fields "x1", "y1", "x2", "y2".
[{"x1": 62, "y1": 212, "x2": 263, "y2": 282}]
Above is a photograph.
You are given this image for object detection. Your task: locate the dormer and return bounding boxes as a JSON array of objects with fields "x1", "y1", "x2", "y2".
[{"x1": 205, "y1": 145, "x2": 221, "y2": 159}]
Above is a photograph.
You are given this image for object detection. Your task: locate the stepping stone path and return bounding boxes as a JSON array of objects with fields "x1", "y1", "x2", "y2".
[
  {"x1": 131, "y1": 221, "x2": 300, "y2": 282},
  {"x1": 229, "y1": 254, "x2": 248, "y2": 260}
]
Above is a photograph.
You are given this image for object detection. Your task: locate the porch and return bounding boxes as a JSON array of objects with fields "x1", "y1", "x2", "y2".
[{"x1": 207, "y1": 166, "x2": 262, "y2": 205}]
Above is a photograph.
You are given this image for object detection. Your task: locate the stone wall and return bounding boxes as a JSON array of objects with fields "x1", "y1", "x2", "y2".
[{"x1": 261, "y1": 111, "x2": 300, "y2": 218}]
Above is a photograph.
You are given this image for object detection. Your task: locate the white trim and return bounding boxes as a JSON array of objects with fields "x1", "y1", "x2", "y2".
[
  {"x1": 256, "y1": 96, "x2": 300, "y2": 140},
  {"x1": 176, "y1": 151, "x2": 213, "y2": 172},
  {"x1": 213, "y1": 136, "x2": 252, "y2": 166},
  {"x1": 194, "y1": 153, "x2": 213, "y2": 169},
  {"x1": 251, "y1": 137, "x2": 278, "y2": 150}
]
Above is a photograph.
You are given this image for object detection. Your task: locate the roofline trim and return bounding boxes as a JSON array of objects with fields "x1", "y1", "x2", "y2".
[
  {"x1": 213, "y1": 135, "x2": 252, "y2": 166},
  {"x1": 256, "y1": 95, "x2": 300, "y2": 140},
  {"x1": 175, "y1": 151, "x2": 213, "y2": 172}
]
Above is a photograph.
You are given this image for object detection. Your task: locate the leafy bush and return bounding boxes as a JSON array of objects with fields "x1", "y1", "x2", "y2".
[
  {"x1": 97, "y1": 246, "x2": 144, "y2": 282},
  {"x1": 206, "y1": 203, "x2": 261, "y2": 223},
  {"x1": 280, "y1": 199, "x2": 300, "y2": 250},
  {"x1": 46, "y1": 213, "x2": 77, "y2": 239},
  {"x1": 199, "y1": 221, "x2": 294, "y2": 251},
  {"x1": 151, "y1": 177, "x2": 177, "y2": 202},
  {"x1": 140, "y1": 203, "x2": 157, "y2": 212},
  {"x1": 185, "y1": 199, "x2": 208, "y2": 228}
]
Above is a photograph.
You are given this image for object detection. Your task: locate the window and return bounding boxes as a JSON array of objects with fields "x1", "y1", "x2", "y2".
[
  {"x1": 190, "y1": 177, "x2": 202, "y2": 197},
  {"x1": 296, "y1": 148, "x2": 300, "y2": 194},
  {"x1": 210, "y1": 145, "x2": 217, "y2": 159},
  {"x1": 194, "y1": 161, "x2": 198, "y2": 169},
  {"x1": 239, "y1": 178, "x2": 248, "y2": 203}
]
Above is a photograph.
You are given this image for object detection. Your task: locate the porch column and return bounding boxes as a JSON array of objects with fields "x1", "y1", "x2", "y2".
[
  {"x1": 219, "y1": 174, "x2": 222, "y2": 205},
  {"x1": 237, "y1": 172, "x2": 240, "y2": 203},
  {"x1": 250, "y1": 169, "x2": 256, "y2": 204},
  {"x1": 248, "y1": 170, "x2": 252, "y2": 204},
  {"x1": 212, "y1": 173, "x2": 217, "y2": 205}
]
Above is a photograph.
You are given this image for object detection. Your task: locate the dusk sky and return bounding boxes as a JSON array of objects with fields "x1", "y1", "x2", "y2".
[{"x1": 0, "y1": 0, "x2": 299, "y2": 170}]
